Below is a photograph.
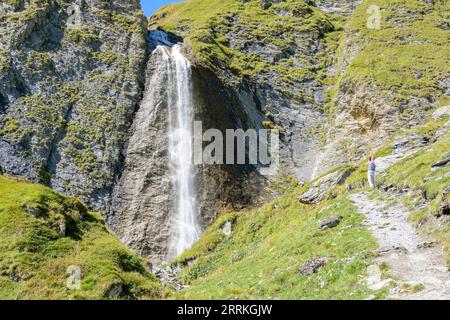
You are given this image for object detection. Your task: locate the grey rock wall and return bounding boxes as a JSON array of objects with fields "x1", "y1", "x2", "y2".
[{"x1": 0, "y1": 0, "x2": 148, "y2": 212}]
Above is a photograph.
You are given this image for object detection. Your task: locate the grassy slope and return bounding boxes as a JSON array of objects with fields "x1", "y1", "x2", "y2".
[
  {"x1": 326, "y1": 0, "x2": 449, "y2": 112},
  {"x1": 0, "y1": 176, "x2": 165, "y2": 300},
  {"x1": 171, "y1": 114, "x2": 449, "y2": 299},
  {"x1": 173, "y1": 194, "x2": 378, "y2": 300}
]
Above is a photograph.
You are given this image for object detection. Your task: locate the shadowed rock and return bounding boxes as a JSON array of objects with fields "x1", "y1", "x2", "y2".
[{"x1": 320, "y1": 215, "x2": 343, "y2": 230}]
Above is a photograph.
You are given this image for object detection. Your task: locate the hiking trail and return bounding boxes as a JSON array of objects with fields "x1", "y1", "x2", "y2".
[{"x1": 349, "y1": 191, "x2": 450, "y2": 299}]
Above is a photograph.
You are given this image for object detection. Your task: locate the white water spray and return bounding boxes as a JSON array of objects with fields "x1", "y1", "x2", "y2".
[{"x1": 159, "y1": 45, "x2": 201, "y2": 259}]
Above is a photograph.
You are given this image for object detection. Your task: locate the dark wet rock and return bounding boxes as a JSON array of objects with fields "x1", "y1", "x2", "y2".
[
  {"x1": 319, "y1": 215, "x2": 343, "y2": 230},
  {"x1": 298, "y1": 257, "x2": 328, "y2": 275}
]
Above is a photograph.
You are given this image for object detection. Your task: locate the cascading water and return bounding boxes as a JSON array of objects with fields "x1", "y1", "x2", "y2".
[
  {"x1": 159, "y1": 44, "x2": 201, "y2": 260},
  {"x1": 110, "y1": 35, "x2": 202, "y2": 263}
]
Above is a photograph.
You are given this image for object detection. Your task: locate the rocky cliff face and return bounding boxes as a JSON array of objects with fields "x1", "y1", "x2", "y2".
[
  {"x1": 1, "y1": 0, "x2": 448, "y2": 265},
  {"x1": 0, "y1": 0, "x2": 147, "y2": 212},
  {"x1": 109, "y1": 41, "x2": 269, "y2": 263},
  {"x1": 108, "y1": 46, "x2": 173, "y2": 262}
]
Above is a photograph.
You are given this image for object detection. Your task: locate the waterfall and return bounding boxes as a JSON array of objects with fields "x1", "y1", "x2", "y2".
[
  {"x1": 110, "y1": 35, "x2": 202, "y2": 263},
  {"x1": 159, "y1": 45, "x2": 201, "y2": 260}
]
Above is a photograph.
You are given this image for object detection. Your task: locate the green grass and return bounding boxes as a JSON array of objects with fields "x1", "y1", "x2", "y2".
[
  {"x1": 171, "y1": 187, "x2": 379, "y2": 299},
  {"x1": 0, "y1": 175, "x2": 165, "y2": 300}
]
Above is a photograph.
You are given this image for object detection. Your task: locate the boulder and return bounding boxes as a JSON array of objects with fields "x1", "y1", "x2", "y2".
[
  {"x1": 432, "y1": 106, "x2": 450, "y2": 120},
  {"x1": 298, "y1": 258, "x2": 328, "y2": 275},
  {"x1": 431, "y1": 152, "x2": 450, "y2": 170},
  {"x1": 319, "y1": 215, "x2": 343, "y2": 230},
  {"x1": 299, "y1": 168, "x2": 353, "y2": 204}
]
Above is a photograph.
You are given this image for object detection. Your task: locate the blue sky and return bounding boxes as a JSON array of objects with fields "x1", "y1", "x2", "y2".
[{"x1": 140, "y1": 0, "x2": 181, "y2": 16}]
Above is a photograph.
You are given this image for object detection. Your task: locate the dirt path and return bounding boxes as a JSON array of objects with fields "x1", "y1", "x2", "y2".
[{"x1": 349, "y1": 192, "x2": 450, "y2": 300}]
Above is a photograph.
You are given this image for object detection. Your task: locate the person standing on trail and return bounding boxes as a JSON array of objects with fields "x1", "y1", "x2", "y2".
[{"x1": 368, "y1": 154, "x2": 376, "y2": 189}]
